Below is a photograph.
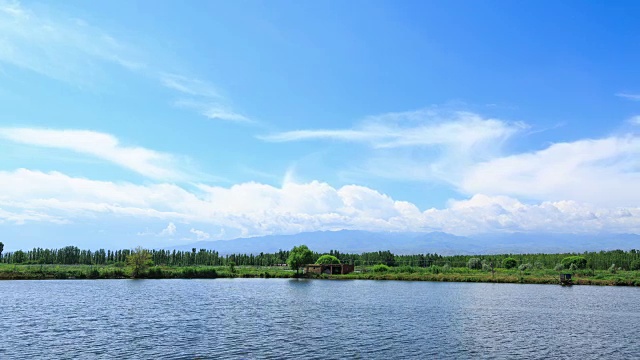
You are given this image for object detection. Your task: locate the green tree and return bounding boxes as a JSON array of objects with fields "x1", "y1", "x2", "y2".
[
  {"x1": 126, "y1": 246, "x2": 153, "y2": 278},
  {"x1": 502, "y1": 257, "x2": 517, "y2": 269},
  {"x1": 286, "y1": 245, "x2": 313, "y2": 275},
  {"x1": 0, "y1": 242, "x2": 4, "y2": 258},
  {"x1": 315, "y1": 255, "x2": 341, "y2": 265},
  {"x1": 561, "y1": 256, "x2": 587, "y2": 270},
  {"x1": 630, "y1": 259, "x2": 640, "y2": 271},
  {"x1": 13, "y1": 250, "x2": 26, "y2": 264}
]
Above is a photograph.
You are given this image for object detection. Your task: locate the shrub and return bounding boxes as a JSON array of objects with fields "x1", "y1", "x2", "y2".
[
  {"x1": 502, "y1": 257, "x2": 517, "y2": 269},
  {"x1": 427, "y1": 265, "x2": 441, "y2": 274},
  {"x1": 518, "y1": 263, "x2": 532, "y2": 271},
  {"x1": 315, "y1": 255, "x2": 341, "y2": 265},
  {"x1": 609, "y1": 263, "x2": 617, "y2": 274},
  {"x1": 569, "y1": 263, "x2": 578, "y2": 271},
  {"x1": 534, "y1": 261, "x2": 544, "y2": 269},
  {"x1": 395, "y1": 265, "x2": 416, "y2": 273},
  {"x1": 86, "y1": 268, "x2": 100, "y2": 279},
  {"x1": 630, "y1": 260, "x2": 640, "y2": 271},
  {"x1": 372, "y1": 264, "x2": 390, "y2": 272},
  {"x1": 561, "y1": 256, "x2": 587, "y2": 270},
  {"x1": 195, "y1": 268, "x2": 217, "y2": 278},
  {"x1": 181, "y1": 268, "x2": 196, "y2": 278},
  {"x1": 146, "y1": 267, "x2": 164, "y2": 279},
  {"x1": 554, "y1": 263, "x2": 564, "y2": 271},
  {"x1": 467, "y1": 258, "x2": 482, "y2": 270},
  {"x1": 442, "y1": 263, "x2": 451, "y2": 272}
]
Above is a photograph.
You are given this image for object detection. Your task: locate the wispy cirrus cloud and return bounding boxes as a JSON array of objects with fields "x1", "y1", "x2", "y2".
[
  {"x1": 615, "y1": 93, "x2": 640, "y2": 101},
  {"x1": 174, "y1": 98, "x2": 251, "y2": 123},
  {"x1": 0, "y1": 0, "x2": 144, "y2": 84},
  {"x1": 0, "y1": 128, "x2": 190, "y2": 181},
  {"x1": 260, "y1": 110, "x2": 525, "y2": 149},
  {"x1": 261, "y1": 109, "x2": 526, "y2": 184},
  {"x1": 161, "y1": 73, "x2": 252, "y2": 123},
  {"x1": 0, "y1": 1, "x2": 249, "y2": 123}
]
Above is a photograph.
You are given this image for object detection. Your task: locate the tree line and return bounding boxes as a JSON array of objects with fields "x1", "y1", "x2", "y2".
[{"x1": 1, "y1": 244, "x2": 639, "y2": 270}]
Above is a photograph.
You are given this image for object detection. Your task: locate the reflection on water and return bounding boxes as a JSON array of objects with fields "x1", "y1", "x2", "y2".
[{"x1": 1, "y1": 279, "x2": 638, "y2": 359}]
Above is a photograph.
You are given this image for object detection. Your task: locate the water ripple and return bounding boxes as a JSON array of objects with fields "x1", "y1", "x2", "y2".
[{"x1": 0, "y1": 279, "x2": 638, "y2": 359}]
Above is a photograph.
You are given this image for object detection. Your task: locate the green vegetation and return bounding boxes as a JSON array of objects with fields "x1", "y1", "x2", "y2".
[
  {"x1": 1, "y1": 244, "x2": 639, "y2": 286},
  {"x1": 315, "y1": 255, "x2": 341, "y2": 264},
  {"x1": 502, "y1": 257, "x2": 517, "y2": 269},
  {"x1": 126, "y1": 246, "x2": 153, "y2": 278},
  {"x1": 467, "y1": 258, "x2": 482, "y2": 270},
  {"x1": 286, "y1": 245, "x2": 313, "y2": 275},
  {"x1": 561, "y1": 256, "x2": 587, "y2": 269},
  {"x1": 372, "y1": 264, "x2": 391, "y2": 272}
]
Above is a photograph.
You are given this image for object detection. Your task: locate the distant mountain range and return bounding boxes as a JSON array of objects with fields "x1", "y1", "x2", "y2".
[{"x1": 167, "y1": 230, "x2": 640, "y2": 255}]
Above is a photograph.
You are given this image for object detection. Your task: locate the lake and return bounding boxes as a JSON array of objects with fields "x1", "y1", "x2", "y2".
[{"x1": 1, "y1": 279, "x2": 638, "y2": 359}]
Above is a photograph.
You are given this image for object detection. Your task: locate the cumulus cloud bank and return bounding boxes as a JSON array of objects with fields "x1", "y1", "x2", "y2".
[{"x1": 0, "y1": 169, "x2": 639, "y2": 237}]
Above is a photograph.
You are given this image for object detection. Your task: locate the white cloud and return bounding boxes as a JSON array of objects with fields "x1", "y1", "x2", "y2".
[
  {"x1": 190, "y1": 228, "x2": 210, "y2": 241},
  {"x1": 629, "y1": 115, "x2": 640, "y2": 125},
  {"x1": 460, "y1": 136, "x2": 640, "y2": 207},
  {"x1": 616, "y1": 93, "x2": 640, "y2": 101},
  {"x1": 159, "y1": 222, "x2": 177, "y2": 237},
  {"x1": 261, "y1": 108, "x2": 640, "y2": 209},
  {"x1": 160, "y1": 73, "x2": 251, "y2": 123},
  {"x1": 0, "y1": 207, "x2": 70, "y2": 225},
  {"x1": 174, "y1": 99, "x2": 251, "y2": 123},
  {"x1": 261, "y1": 110, "x2": 524, "y2": 149},
  {"x1": 160, "y1": 73, "x2": 219, "y2": 98},
  {"x1": 1, "y1": 168, "x2": 639, "y2": 236},
  {"x1": 0, "y1": 128, "x2": 189, "y2": 181},
  {"x1": 262, "y1": 110, "x2": 526, "y2": 185}
]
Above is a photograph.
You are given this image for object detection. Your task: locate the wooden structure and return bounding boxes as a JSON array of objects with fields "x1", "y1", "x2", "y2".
[
  {"x1": 559, "y1": 273, "x2": 573, "y2": 286},
  {"x1": 304, "y1": 264, "x2": 354, "y2": 275}
]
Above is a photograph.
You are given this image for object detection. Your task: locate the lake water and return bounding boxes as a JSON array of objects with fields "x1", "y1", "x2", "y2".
[{"x1": 1, "y1": 279, "x2": 638, "y2": 359}]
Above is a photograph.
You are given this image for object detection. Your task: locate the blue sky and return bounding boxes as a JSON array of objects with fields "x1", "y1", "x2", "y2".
[{"x1": 1, "y1": 0, "x2": 640, "y2": 250}]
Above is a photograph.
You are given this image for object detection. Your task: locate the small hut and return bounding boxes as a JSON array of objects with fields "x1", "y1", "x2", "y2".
[
  {"x1": 559, "y1": 273, "x2": 573, "y2": 285},
  {"x1": 304, "y1": 264, "x2": 354, "y2": 275}
]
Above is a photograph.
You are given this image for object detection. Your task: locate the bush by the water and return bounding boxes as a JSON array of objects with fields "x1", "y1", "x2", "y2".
[
  {"x1": 631, "y1": 259, "x2": 640, "y2": 271},
  {"x1": 502, "y1": 257, "x2": 517, "y2": 269},
  {"x1": 372, "y1": 264, "x2": 390, "y2": 272}
]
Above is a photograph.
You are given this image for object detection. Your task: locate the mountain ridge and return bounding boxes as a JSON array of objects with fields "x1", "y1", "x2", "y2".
[{"x1": 166, "y1": 230, "x2": 640, "y2": 255}]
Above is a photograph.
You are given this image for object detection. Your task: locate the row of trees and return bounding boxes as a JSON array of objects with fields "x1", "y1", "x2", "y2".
[{"x1": 2, "y1": 244, "x2": 640, "y2": 271}]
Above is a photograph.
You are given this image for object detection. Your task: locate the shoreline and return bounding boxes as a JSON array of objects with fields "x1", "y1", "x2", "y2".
[{"x1": 1, "y1": 265, "x2": 638, "y2": 286}]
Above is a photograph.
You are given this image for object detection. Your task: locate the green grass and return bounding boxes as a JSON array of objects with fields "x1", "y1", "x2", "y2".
[
  {"x1": 1, "y1": 263, "x2": 638, "y2": 286},
  {"x1": 0, "y1": 263, "x2": 299, "y2": 280}
]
